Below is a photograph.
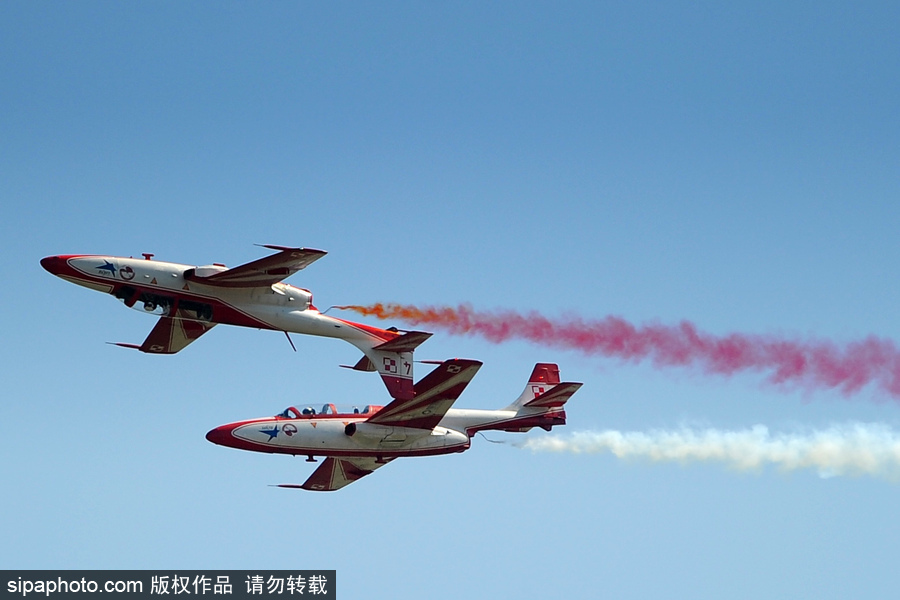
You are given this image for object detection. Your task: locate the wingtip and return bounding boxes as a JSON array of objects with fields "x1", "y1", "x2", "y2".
[{"x1": 256, "y1": 244, "x2": 327, "y2": 255}]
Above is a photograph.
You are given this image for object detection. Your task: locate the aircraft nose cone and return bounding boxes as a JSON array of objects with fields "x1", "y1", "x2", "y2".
[
  {"x1": 40, "y1": 255, "x2": 65, "y2": 275},
  {"x1": 206, "y1": 425, "x2": 233, "y2": 447}
]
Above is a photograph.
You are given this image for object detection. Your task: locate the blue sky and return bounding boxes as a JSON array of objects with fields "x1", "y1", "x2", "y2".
[{"x1": 3, "y1": 2, "x2": 900, "y2": 598}]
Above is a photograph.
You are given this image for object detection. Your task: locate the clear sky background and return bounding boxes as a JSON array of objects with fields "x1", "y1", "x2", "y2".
[{"x1": 2, "y1": 2, "x2": 899, "y2": 598}]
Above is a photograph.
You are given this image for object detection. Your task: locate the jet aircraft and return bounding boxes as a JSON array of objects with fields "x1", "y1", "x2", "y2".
[
  {"x1": 206, "y1": 360, "x2": 582, "y2": 491},
  {"x1": 40, "y1": 246, "x2": 430, "y2": 399}
]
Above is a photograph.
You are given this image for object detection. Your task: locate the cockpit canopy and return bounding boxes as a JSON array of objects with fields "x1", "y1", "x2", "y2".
[
  {"x1": 277, "y1": 407, "x2": 303, "y2": 419},
  {"x1": 275, "y1": 404, "x2": 383, "y2": 418}
]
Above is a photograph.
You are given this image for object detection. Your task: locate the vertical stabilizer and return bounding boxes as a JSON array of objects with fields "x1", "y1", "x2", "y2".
[
  {"x1": 507, "y1": 363, "x2": 561, "y2": 409},
  {"x1": 369, "y1": 330, "x2": 433, "y2": 400}
]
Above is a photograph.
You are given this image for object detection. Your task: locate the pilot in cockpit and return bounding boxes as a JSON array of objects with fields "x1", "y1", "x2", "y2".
[
  {"x1": 277, "y1": 407, "x2": 304, "y2": 419},
  {"x1": 276, "y1": 405, "x2": 339, "y2": 417}
]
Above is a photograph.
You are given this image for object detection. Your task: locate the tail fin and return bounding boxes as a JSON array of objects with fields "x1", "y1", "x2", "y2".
[
  {"x1": 507, "y1": 363, "x2": 563, "y2": 409},
  {"x1": 501, "y1": 362, "x2": 582, "y2": 432},
  {"x1": 366, "y1": 331, "x2": 433, "y2": 400},
  {"x1": 338, "y1": 327, "x2": 432, "y2": 400},
  {"x1": 465, "y1": 363, "x2": 581, "y2": 436}
]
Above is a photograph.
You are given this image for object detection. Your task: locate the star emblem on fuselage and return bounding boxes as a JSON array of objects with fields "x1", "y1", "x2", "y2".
[
  {"x1": 260, "y1": 425, "x2": 279, "y2": 441},
  {"x1": 96, "y1": 261, "x2": 117, "y2": 276}
]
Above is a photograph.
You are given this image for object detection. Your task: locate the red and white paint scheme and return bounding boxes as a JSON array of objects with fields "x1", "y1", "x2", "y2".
[
  {"x1": 206, "y1": 360, "x2": 582, "y2": 491},
  {"x1": 40, "y1": 245, "x2": 430, "y2": 399}
]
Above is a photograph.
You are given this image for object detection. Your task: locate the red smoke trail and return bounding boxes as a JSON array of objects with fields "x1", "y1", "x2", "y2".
[{"x1": 337, "y1": 303, "x2": 900, "y2": 399}]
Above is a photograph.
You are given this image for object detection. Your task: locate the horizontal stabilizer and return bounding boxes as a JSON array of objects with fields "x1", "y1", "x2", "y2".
[
  {"x1": 109, "y1": 342, "x2": 141, "y2": 350},
  {"x1": 523, "y1": 382, "x2": 583, "y2": 408},
  {"x1": 340, "y1": 355, "x2": 376, "y2": 372},
  {"x1": 374, "y1": 330, "x2": 433, "y2": 353}
]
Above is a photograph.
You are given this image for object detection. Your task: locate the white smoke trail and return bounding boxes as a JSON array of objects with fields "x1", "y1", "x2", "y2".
[{"x1": 517, "y1": 423, "x2": 900, "y2": 479}]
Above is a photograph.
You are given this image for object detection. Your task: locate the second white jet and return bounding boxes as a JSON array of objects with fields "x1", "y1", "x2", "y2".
[{"x1": 206, "y1": 360, "x2": 582, "y2": 491}]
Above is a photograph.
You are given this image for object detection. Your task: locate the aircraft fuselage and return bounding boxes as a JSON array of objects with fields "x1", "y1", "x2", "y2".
[
  {"x1": 208, "y1": 415, "x2": 470, "y2": 459},
  {"x1": 40, "y1": 254, "x2": 383, "y2": 343},
  {"x1": 206, "y1": 405, "x2": 566, "y2": 460},
  {"x1": 41, "y1": 251, "x2": 428, "y2": 399}
]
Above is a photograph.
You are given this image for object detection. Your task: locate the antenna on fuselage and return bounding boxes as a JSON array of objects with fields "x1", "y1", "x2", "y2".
[{"x1": 284, "y1": 331, "x2": 297, "y2": 352}]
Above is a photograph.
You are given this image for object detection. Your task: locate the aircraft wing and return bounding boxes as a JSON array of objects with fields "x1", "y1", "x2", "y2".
[
  {"x1": 187, "y1": 245, "x2": 327, "y2": 288},
  {"x1": 277, "y1": 457, "x2": 395, "y2": 492},
  {"x1": 115, "y1": 311, "x2": 216, "y2": 354},
  {"x1": 367, "y1": 358, "x2": 482, "y2": 430},
  {"x1": 374, "y1": 331, "x2": 433, "y2": 353}
]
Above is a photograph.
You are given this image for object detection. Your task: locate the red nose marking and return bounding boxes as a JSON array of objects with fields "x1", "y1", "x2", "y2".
[{"x1": 205, "y1": 425, "x2": 235, "y2": 447}]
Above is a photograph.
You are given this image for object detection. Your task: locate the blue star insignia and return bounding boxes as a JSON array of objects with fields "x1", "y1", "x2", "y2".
[
  {"x1": 260, "y1": 425, "x2": 279, "y2": 441},
  {"x1": 96, "y1": 261, "x2": 116, "y2": 275}
]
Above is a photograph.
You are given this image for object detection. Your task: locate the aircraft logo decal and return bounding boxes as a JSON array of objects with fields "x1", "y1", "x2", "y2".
[
  {"x1": 96, "y1": 261, "x2": 117, "y2": 277},
  {"x1": 260, "y1": 425, "x2": 279, "y2": 441},
  {"x1": 119, "y1": 266, "x2": 135, "y2": 280},
  {"x1": 283, "y1": 424, "x2": 298, "y2": 437}
]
